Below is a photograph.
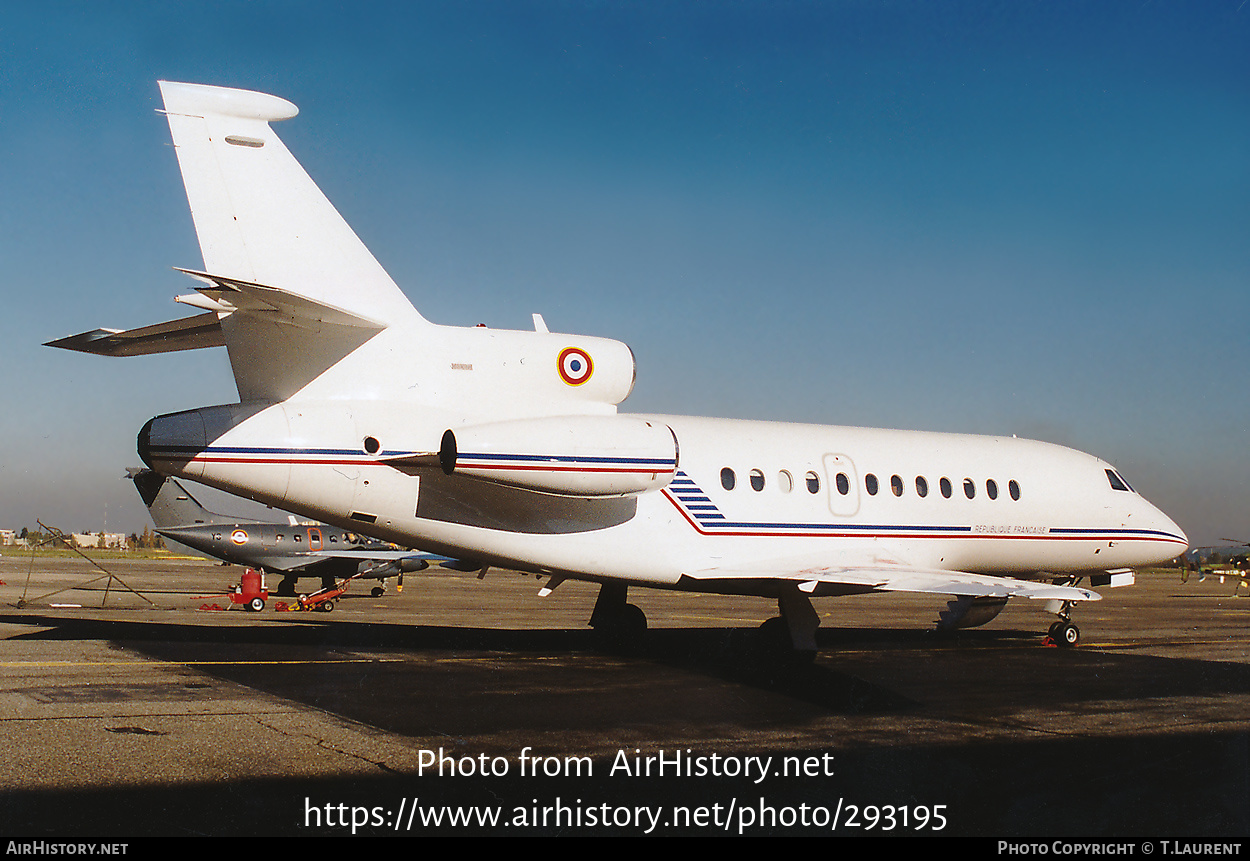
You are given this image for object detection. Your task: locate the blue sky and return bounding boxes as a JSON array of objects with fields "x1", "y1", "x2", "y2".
[{"x1": 1, "y1": 1, "x2": 1246, "y2": 545}]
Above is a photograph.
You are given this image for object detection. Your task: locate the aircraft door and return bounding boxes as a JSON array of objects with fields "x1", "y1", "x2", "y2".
[
  {"x1": 822, "y1": 453, "x2": 860, "y2": 517},
  {"x1": 306, "y1": 528, "x2": 322, "y2": 550}
]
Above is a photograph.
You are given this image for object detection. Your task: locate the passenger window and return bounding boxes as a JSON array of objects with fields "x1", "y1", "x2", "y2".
[
  {"x1": 940, "y1": 477, "x2": 952, "y2": 498},
  {"x1": 778, "y1": 470, "x2": 793, "y2": 493},
  {"x1": 963, "y1": 478, "x2": 975, "y2": 499},
  {"x1": 721, "y1": 467, "x2": 736, "y2": 491},
  {"x1": 330, "y1": 535, "x2": 338, "y2": 543},
  {"x1": 987, "y1": 479, "x2": 998, "y2": 500},
  {"x1": 836, "y1": 472, "x2": 849, "y2": 495},
  {"x1": 915, "y1": 476, "x2": 928, "y2": 498},
  {"x1": 806, "y1": 471, "x2": 820, "y2": 493},
  {"x1": 1009, "y1": 480, "x2": 1020, "y2": 501},
  {"x1": 865, "y1": 474, "x2": 878, "y2": 495},
  {"x1": 750, "y1": 469, "x2": 765, "y2": 491},
  {"x1": 890, "y1": 474, "x2": 904, "y2": 497},
  {"x1": 294, "y1": 533, "x2": 301, "y2": 542}
]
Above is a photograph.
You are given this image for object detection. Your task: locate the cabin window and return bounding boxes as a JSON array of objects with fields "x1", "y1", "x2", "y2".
[
  {"x1": 915, "y1": 476, "x2": 929, "y2": 497},
  {"x1": 363, "y1": 436, "x2": 381, "y2": 455},
  {"x1": 329, "y1": 535, "x2": 338, "y2": 543},
  {"x1": 836, "y1": 472, "x2": 849, "y2": 495},
  {"x1": 275, "y1": 534, "x2": 283, "y2": 543},
  {"x1": 963, "y1": 478, "x2": 976, "y2": 499},
  {"x1": 987, "y1": 479, "x2": 999, "y2": 500},
  {"x1": 890, "y1": 474, "x2": 904, "y2": 497},
  {"x1": 1105, "y1": 469, "x2": 1130, "y2": 492},
  {"x1": 1009, "y1": 480, "x2": 1020, "y2": 501},
  {"x1": 940, "y1": 477, "x2": 952, "y2": 498},
  {"x1": 806, "y1": 471, "x2": 820, "y2": 493},
  {"x1": 294, "y1": 533, "x2": 301, "y2": 542},
  {"x1": 721, "y1": 467, "x2": 736, "y2": 491},
  {"x1": 865, "y1": 474, "x2": 879, "y2": 495},
  {"x1": 778, "y1": 470, "x2": 793, "y2": 492},
  {"x1": 750, "y1": 469, "x2": 765, "y2": 491}
]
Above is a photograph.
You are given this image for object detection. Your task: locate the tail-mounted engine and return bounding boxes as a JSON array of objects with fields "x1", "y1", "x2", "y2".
[{"x1": 439, "y1": 415, "x2": 678, "y2": 497}]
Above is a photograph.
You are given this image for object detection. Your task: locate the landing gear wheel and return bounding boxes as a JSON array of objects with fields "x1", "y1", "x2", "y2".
[
  {"x1": 1056, "y1": 622, "x2": 1079, "y2": 647},
  {"x1": 248, "y1": 597, "x2": 265, "y2": 612},
  {"x1": 757, "y1": 617, "x2": 816, "y2": 665},
  {"x1": 371, "y1": 586, "x2": 385, "y2": 598},
  {"x1": 592, "y1": 603, "x2": 647, "y2": 649}
]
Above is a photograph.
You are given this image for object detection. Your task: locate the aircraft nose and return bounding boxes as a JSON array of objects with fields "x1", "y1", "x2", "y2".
[{"x1": 1149, "y1": 502, "x2": 1189, "y2": 559}]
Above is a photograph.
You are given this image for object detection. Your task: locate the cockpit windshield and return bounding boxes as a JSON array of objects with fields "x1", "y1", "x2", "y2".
[{"x1": 1105, "y1": 468, "x2": 1135, "y2": 493}]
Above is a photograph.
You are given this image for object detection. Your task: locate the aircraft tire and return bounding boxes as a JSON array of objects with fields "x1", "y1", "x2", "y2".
[
  {"x1": 371, "y1": 586, "x2": 385, "y2": 598},
  {"x1": 757, "y1": 616, "x2": 815, "y2": 664},
  {"x1": 1057, "y1": 622, "x2": 1080, "y2": 647},
  {"x1": 591, "y1": 603, "x2": 647, "y2": 650}
]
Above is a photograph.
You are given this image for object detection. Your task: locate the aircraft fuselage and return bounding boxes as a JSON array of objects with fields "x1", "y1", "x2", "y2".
[{"x1": 139, "y1": 398, "x2": 1187, "y2": 591}]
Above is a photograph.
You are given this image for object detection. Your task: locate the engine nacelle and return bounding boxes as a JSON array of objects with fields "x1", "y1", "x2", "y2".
[{"x1": 440, "y1": 415, "x2": 678, "y2": 497}]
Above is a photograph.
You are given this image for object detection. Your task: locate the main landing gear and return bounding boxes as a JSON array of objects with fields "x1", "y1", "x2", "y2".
[
  {"x1": 589, "y1": 583, "x2": 647, "y2": 647},
  {"x1": 1046, "y1": 599, "x2": 1080, "y2": 648},
  {"x1": 757, "y1": 588, "x2": 819, "y2": 664}
]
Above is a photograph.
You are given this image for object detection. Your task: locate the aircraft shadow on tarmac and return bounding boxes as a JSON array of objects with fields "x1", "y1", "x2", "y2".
[
  {"x1": 7, "y1": 612, "x2": 1250, "y2": 738},
  {"x1": 6, "y1": 612, "x2": 1250, "y2": 836}
]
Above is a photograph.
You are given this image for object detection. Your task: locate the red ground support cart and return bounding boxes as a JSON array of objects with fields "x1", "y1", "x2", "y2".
[{"x1": 228, "y1": 568, "x2": 269, "y2": 612}]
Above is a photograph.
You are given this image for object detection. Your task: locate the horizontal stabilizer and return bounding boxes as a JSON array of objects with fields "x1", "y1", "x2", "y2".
[
  {"x1": 45, "y1": 312, "x2": 224, "y2": 356},
  {"x1": 173, "y1": 268, "x2": 387, "y2": 330}
]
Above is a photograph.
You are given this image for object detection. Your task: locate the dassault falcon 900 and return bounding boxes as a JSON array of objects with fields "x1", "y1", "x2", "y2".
[{"x1": 48, "y1": 82, "x2": 1188, "y2": 657}]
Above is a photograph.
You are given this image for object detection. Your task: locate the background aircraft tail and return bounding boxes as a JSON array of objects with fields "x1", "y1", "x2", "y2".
[{"x1": 127, "y1": 468, "x2": 234, "y2": 529}]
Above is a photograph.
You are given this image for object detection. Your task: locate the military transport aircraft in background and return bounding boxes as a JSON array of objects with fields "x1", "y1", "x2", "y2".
[
  {"x1": 48, "y1": 82, "x2": 1188, "y2": 658},
  {"x1": 128, "y1": 468, "x2": 439, "y2": 597}
]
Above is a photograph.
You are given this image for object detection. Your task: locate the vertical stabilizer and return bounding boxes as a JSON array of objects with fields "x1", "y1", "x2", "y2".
[
  {"x1": 158, "y1": 81, "x2": 421, "y2": 326},
  {"x1": 127, "y1": 468, "x2": 234, "y2": 528}
]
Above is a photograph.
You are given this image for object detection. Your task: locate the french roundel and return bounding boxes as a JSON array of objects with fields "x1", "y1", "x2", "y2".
[{"x1": 558, "y1": 347, "x2": 594, "y2": 386}]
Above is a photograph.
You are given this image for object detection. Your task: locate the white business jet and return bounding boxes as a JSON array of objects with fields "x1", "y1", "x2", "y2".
[{"x1": 48, "y1": 82, "x2": 1188, "y2": 656}]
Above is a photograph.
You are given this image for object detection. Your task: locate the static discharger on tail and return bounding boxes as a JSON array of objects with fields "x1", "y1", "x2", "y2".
[{"x1": 48, "y1": 82, "x2": 1189, "y2": 657}]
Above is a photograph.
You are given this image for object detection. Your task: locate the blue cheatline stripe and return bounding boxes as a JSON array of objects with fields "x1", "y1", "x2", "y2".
[
  {"x1": 662, "y1": 471, "x2": 1185, "y2": 542},
  {"x1": 460, "y1": 451, "x2": 674, "y2": 466}
]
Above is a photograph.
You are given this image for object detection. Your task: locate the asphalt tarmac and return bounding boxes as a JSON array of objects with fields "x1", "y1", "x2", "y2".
[{"x1": 2, "y1": 554, "x2": 1248, "y2": 837}]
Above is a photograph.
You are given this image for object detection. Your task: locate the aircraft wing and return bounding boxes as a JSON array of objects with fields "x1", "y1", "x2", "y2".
[{"x1": 684, "y1": 561, "x2": 1100, "y2": 602}]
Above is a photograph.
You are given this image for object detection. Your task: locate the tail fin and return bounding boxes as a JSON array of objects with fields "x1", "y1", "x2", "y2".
[
  {"x1": 158, "y1": 82, "x2": 419, "y2": 325},
  {"x1": 126, "y1": 468, "x2": 232, "y2": 528},
  {"x1": 158, "y1": 82, "x2": 426, "y2": 401}
]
